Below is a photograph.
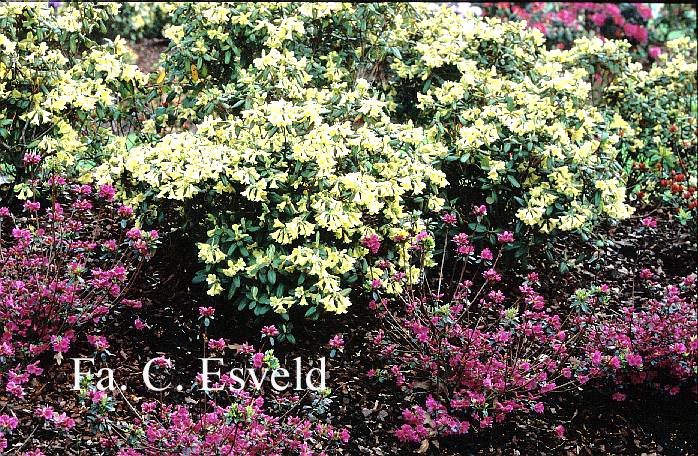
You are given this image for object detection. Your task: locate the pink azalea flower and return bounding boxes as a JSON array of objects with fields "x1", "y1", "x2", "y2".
[
  {"x1": 23, "y1": 152, "x2": 42, "y2": 165},
  {"x1": 612, "y1": 392, "x2": 627, "y2": 401},
  {"x1": 23, "y1": 201, "x2": 40, "y2": 212},
  {"x1": 261, "y1": 325, "x2": 279, "y2": 337},
  {"x1": 329, "y1": 334, "x2": 345, "y2": 349},
  {"x1": 361, "y1": 234, "x2": 381, "y2": 254},
  {"x1": 98, "y1": 184, "x2": 116, "y2": 201},
  {"x1": 117, "y1": 205, "x2": 134, "y2": 218},
  {"x1": 208, "y1": 338, "x2": 226, "y2": 351},
  {"x1": 198, "y1": 306, "x2": 215, "y2": 317},
  {"x1": 441, "y1": 213, "x2": 457, "y2": 225},
  {"x1": 472, "y1": 204, "x2": 488, "y2": 216},
  {"x1": 497, "y1": 231, "x2": 514, "y2": 243},
  {"x1": 252, "y1": 352, "x2": 265, "y2": 369}
]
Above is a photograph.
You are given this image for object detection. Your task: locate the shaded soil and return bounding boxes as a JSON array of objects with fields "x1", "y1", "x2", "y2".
[{"x1": 129, "y1": 38, "x2": 169, "y2": 73}]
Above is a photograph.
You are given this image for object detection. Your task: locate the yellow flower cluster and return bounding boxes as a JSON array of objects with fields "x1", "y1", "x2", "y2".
[
  {"x1": 96, "y1": 43, "x2": 447, "y2": 314},
  {"x1": 392, "y1": 7, "x2": 634, "y2": 233},
  {"x1": 1, "y1": 3, "x2": 147, "y2": 182},
  {"x1": 557, "y1": 36, "x2": 696, "y2": 210}
]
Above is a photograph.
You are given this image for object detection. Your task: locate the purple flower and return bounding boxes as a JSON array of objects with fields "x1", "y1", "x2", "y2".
[
  {"x1": 329, "y1": 334, "x2": 345, "y2": 349},
  {"x1": 472, "y1": 205, "x2": 487, "y2": 216},
  {"x1": 126, "y1": 228, "x2": 142, "y2": 240},
  {"x1": 648, "y1": 46, "x2": 662, "y2": 60},
  {"x1": 640, "y1": 217, "x2": 657, "y2": 228},
  {"x1": 118, "y1": 205, "x2": 134, "y2": 218},
  {"x1": 208, "y1": 338, "x2": 226, "y2": 351},
  {"x1": 480, "y1": 248, "x2": 493, "y2": 260},
  {"x1": 23, "y1": 152, "x2": 42, "y2": 165},
  {"x1": 483, "y1": 268, "x2": 501, "y2": 282},
  {"x1": 198, "y1": 306, "x2": 215, "y2": 317},
  {"x1": 590, "y1": 12, "x2": 607, "y2": 27},
  {"x1": 98, "y1": 184, "x2": 116, "y2": 201},
  {"x1": 261, "y1": 325, "x2": 279, "y2": 337},
  {"x1": 441, "y1": 213, "x2": 457, "y2": 225},
  {"x1": 636, "y1": 5, "x2": 652, "y2": 20},
  {"x1": 361, "y1": 234, "x2": 381, "y2": 255},
  {"x1": 626, "y1": 353, "x2": 643, "y2": 368},
  {"x1": 23, "y1": 201, "x2": 40, "y2": 212},
  {"x1": 252, "y1": 352, "x2": 265, "y2": 369},
  {"x1": 497, "y1": 231, "x2": 514, "y2": 244}
]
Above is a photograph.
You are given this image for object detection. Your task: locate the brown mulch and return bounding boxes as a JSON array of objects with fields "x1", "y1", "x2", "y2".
[{"x1": 128, "y1": 38, "x2": 169, "y2": 73}]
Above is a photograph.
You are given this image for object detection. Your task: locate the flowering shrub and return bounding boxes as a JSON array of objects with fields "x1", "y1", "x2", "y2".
[
  {"x1": 94, "y1": 3, "x2": 451, "y2": 320},
  {"x1": 146, "y1": 3, "x2": 421, "y2": 129},
  {"x1": 0, "y1": 179, "x2": 155, "y2": 450},
  {"x1": 613, "y1": 39, "x2": 697, "y2": 220},
  {"x1": 552, "y1": 37, "x2": 697, "y2": 222},
  {"x1": 477, "y1": 3, "x2": 655, "y2": 53},
  {"x1": 574, "y1": 273, "x2": 698, "y2": 396},
  {"x1": 390, "y1": 8, "x2": 634, "y2": 242},
  {"x1": 95, "y1": 114, "x2": 445, "y2": 320},
  {"x1": 91, "y1": 3, "x2": 649, "y2": 322},
  {"x1": 365, "y1": 218, "x2": 697, "y2": 447},
  {"x1": 365, "y1": 222, "x2": 592, "y2": 442},
  {"x1": 0, "y1": 2, "x2": 150, "y2": 197},
  {"x1": 111, "y1": 394, "x2": 348, "y2": 455},
  {"x1": 79, "y1": 310, "x2": 349, "y2": 455}
]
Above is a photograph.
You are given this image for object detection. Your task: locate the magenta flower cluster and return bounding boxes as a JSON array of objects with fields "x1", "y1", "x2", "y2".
[
  {"x1": 0, "y1": 180, "x2": 155, "y2": 451},
  {"x1": 94, "y1": 310, "x2": 351, "y2": 455},
  {"x1": 480, "y1": 3, "x2": 654, "y2": 51},
  {"x1": 364, "y1": 220, "x2": 697, "y2": 445}
]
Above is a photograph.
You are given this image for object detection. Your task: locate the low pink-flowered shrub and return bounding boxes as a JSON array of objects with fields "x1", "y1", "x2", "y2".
[
  {"x1": 574, "y1": 273, "x2": 698, "y2": 397},
  {"x1": 0, "y1": 178, "x2": 155, "y2": 450},
  {"x1": 83, "y1": 310, "x2": 349, "y2": 455},
  {"x1": 364, "y1": 216, "x2": 697, "y2": 446},
  {"x1": 364, "y1": 221, "x2": 591, "y2": 441},
  {"x1": 111, "y1": 395, "x2": 348, "y2": 456}
]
